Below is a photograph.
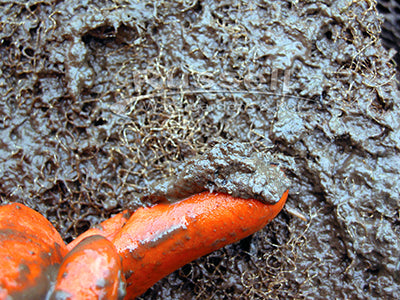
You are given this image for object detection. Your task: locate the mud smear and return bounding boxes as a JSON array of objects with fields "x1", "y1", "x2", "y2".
[
  {"x1": 0, "y1": 0, "x2": 399, "y2": 299},
  {"x1": 140, "y1": 141, "x2": 291, "y2": 206}
]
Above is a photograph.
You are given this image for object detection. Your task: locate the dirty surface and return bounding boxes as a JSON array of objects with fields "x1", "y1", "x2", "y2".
[{"x1": 0, "y1": 0, "x2": 399, "y2": 299}]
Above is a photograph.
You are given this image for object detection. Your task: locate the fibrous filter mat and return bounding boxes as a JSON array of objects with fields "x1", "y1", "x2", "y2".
[{"x1": 1, "y1": 0, "x2": 399, "y2": 299}]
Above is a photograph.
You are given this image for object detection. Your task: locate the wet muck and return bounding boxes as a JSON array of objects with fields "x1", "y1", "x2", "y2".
[{"x1": 0, "y1": 0, "x2": 399, "y2": 299}]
